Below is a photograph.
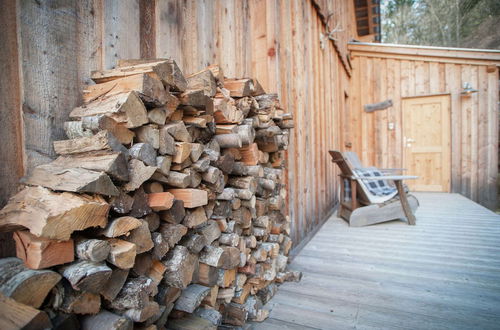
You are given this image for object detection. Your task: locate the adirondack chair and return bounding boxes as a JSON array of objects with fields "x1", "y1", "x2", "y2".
[{"x1": 329, "y1": 150, "x2": 419, "y2": 227}]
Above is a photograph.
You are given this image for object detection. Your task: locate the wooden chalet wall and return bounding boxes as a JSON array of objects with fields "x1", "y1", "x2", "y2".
[
  {"x1": 0, "y1": 0, "x2": 359, "y2": 250},
  {"x1": 347, "y1": 43, "x2": 500, "y2": 209}
]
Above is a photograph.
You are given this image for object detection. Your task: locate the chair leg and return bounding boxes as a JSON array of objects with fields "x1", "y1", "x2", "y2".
[
  {"x1": 350, "y1": 179, "x2": 358, "y2": 210},
  {"x1": 395, "y1": 180, "x2": 416, "y2": 225},
  {"x1": 339, "y1": 178, "x2": 345, "y2": 215}
]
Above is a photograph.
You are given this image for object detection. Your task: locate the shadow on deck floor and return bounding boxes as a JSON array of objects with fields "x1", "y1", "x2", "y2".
[{"x1": 251, "y1": 193, "x2": 500, "y2": 330}]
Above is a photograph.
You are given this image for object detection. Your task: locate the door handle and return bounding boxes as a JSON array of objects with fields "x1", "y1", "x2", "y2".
[{"x1": 406, "y1": 138, "x2": 415, "y2": 143}]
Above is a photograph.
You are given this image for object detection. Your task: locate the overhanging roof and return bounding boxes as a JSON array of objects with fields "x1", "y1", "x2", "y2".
[{"x1": 348, "y1": 42, "x2": 500, "y2": 66}]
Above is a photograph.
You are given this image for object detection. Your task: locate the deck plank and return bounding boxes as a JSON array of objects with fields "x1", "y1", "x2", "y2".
[{"x1": 253, "y1": 193, "x2": 500, "y2": 329}]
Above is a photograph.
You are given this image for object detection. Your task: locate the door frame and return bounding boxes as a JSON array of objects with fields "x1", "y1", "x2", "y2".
[{"x1": 401, "y1": 93, "x2": 452, "y2": 192}]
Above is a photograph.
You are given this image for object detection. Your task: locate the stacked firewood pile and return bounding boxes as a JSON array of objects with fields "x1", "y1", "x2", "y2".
[{"x1": 0, "y1": 59, "x2": 301, "y2": 329}]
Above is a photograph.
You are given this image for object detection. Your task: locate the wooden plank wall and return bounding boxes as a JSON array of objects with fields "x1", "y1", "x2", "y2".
[
  {"x1": 348, "y1": 51, "x2": 499, "y2": 210},
  {"x1": 0, "y1": 0, "x2": 358, "y2": 248}
]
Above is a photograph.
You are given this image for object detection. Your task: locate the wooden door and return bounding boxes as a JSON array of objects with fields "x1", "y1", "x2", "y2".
[{"x1": 402, "y1": 95, "x2": 451, "y2": 192}]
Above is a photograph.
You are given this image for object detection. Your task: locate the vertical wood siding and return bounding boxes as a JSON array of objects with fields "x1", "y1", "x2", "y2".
[
  {"x1": 0, "y1": 0, "x2": 358, "y2": 246},
  {"x1": 348, "y1": 49, "x2": 499, "y2": 210}
]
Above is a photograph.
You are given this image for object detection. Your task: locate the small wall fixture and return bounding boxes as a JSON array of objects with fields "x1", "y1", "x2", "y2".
[{"x1": 461, "y1": 82, "x2": 478, "y2": 96}]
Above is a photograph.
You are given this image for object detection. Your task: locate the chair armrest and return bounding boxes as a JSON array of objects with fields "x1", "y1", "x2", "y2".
[
  {"x1": 352, "y1": 175, "x2": 418, "y2": 181},
  {"x1": 379, "y1": 168, "x2": 407, "y2": 173}
]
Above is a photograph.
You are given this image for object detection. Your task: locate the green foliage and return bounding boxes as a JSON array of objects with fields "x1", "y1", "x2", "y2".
[{"x1": 381, "y1": 0, "x2": 500, "y2": 48}]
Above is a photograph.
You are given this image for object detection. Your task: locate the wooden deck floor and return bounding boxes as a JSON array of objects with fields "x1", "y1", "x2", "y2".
[{"x1": 252, "y1": 193, "x2": 500, "y2": 330}]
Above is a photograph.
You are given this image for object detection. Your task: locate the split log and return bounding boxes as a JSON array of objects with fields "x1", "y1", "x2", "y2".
[
  {"x1": 81, "y1": 310, "x2": 133, "y2": 330},
  {"x1": 129, "y1": 187, "x2": 153, "y2": 218},
  {"x1": 80, "y1": 115, "x2": 135, "y2": 144},
  {"x1": 228, "y1": 176, "x2": 257, "y2": 193},
  {"x1": 54, "y1": 281, "x2": 101, "y2": 315},
  {"x1": 70, "y1": 92, "x2": 148, "y2": 128},
  {"x1": 53, "y1": 152, "x2": 128, "y2": 182},
  {"x1": 100, "y1": 268, "x2": 129, "y2": 301},
  {"x1": 0, "y1": 258, "x2": 61, "y2": 308},
  {"x1": 96, "y1": 59, "x2": 187, "y2": 92},
  {"x1": 201, "y1": 286, "x2": 219, "y2": 308},
  {"x1": 123, "y1": 159, "x2": 157, "y2": 191},
  {"x1": 167, "y1": 189, "x2": 208, "y2": 208},
  {"x1": 201, "y1": 166, "x2": 222, "y2": 184},
  {"x1": 216, "y1": 287, "x2": 235, "y2": 302},
  {"x1": 162, "y1": 122, "x2": 192, "y2": 142},
  {"x1": 221, "y1": 303, "x2": 248, "y2": 326},
  {"x1": 214, "y1": 134, "x2": 242, "y2": 148},
  {"x1": 174, "y1": 284, "x2": 210, "y2": 313},
  {"x1": 194, "y1": 307, "x2": 222, "y2": 326},
  {"x1": 180, "y1": 233, "x2": 207, "y2": 254},
  {"x1": 159, "y1": 126, "x2": 176, "y2": 155},
  {"x1": 236, "y1": 125, "x2": 255, "y2": 146},
  {"x1": 214, "y1": 104, "x2": 243, "y2": 124},
  {"x1": 59, "y1": 260, "x2": 112, "y2": 293},
  {"x1": 184, "y1": 168, "x2": 202, "y2": 188},
  {"x1": 23, "y1": 163, "x2": 119, "y2": 196},
  {"x1": 156, "y1": 286, "x2": 181, "y2": 305},
  {"x1": 151, "y1": 232, "x2": 169, "y2": 260},
  {"x1": 109, "y1": 276, "x2": 156, "y2": 310},
  {"x1": 173, "y1": 142, "x2": 192, "y2": 164},
  {"x1": 122, "y1": 300, "x2": 160, "y2": 322},
  {"x1": 141, "y1": 213, "x2": 159, "y2": 232},
  {"x1": 83, "y1": 73, "x2": 168, "y2": 106},
  {"x1": 136, "y1": 125, "x2": 160, "y2": 149},
  {"x1": 189, "y1": 143, "x2": 204, "y2": 162},
  {"x1": 166, "y1": 171, "x2": 191, "y2": 188},
  {"x1": 129, "y1": 143, "x2": 157, "y2": 166},
  {"x1": 147, "y1": 192, "x2": 175, "y2": 211},
  {"x1": 192, "y1": 157, "x2": 211, "y2": 172},
  {"x1": 183, "y1": 207, "x2": 208, "y2": 228},
  {"x1": 110, "y1": 191, "x2": 134, "y2": 214},
  {"x1": 199, "y1": 246, "x2": 240, "y2": 269},
  {"x1": 0, "y1": 293, "x2": 52, "y2": 330},
  {"x1": 217, "y1": 188, "x2": 235, "y2": 200},
  {"x1": 196, "y1": 220, "x2": 221, "y2": 244},
  {"x1": 159, "y1": 199, "x2": 185, "y2": 224},
  {"x1": 217, "y1": 268, "x2": 236, "y2": 288},
  {"x1": 0, "y1": 186, "x2": 109, "y2": 241},
  {"x1": 99, "y1": 216, "x2": 142, "y2": 238},
  {"x1": 162, "y1": 246, "x2": 198, "y2": 288},
  {"x1": 148, "y1": 107, "x2": 168, "y2": 125},
  {"x1": 156, "y1": 155, "x2": 172, "y2": 176},
  {"x1": 224, "y1": 79, "x2": 254, "y2": 97},
  {"x1": 219, "y1": 233, "x2": 239, "y2": 247},
  {"x1": 193, "y1": 263, "x2": 218, "y2": 286},
  {"x1": 75, "y1": 237, "x2": 110, "y2": 262},
  {"x1": 167, "y1": 314, "x2": 216, "y2": 330},
  {"x1": 239, "y1": 143, "x2": 259, "y2": 165},
  {"x1": 232, "y1": 283, "x2": 251, "y2": 304},
  {"x1": 14, "y1": 231, "x2": 74, "y2": 269},
  {"x1": 213, "y1": 153, "x2": 235, "y2": 174},
  {"x1": 54, "y1": 130, "x2": 127, "y2": 155},
  {"x1": 123, "y1": 219, "x2": 154, "y2": 254},
  {"x1": 157, "y1": 224, "x2": 186, "y2": 251},
  {"x1": 215, "y1": 124, "x2": 238, "y2": 134},
  {"x1": 187, "y1": 69, "x2": 217, "y2": 97},
  {"x1": 106, "y1": 239, "x2": 137, "y2": 269},
  {"x1": 143, "y1": 182, "x2": 164, "y2": 194}
]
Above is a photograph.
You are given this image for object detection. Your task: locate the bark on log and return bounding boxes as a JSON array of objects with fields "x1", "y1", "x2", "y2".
[
  {"x1": 0, "y1": 258, "x2": 61, "y2": 308},
  {"x1": 162, "y1": 246, "x2": 197, "y2": 289},
  {"x1": 70, "y1": 92, "x2": 148, "y2": 128},
  {"x1": 59, "y1": 260, "x2": 112, "y2": 293}
]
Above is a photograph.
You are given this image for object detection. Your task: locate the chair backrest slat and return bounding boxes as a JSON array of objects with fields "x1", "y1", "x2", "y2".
[{"x1": 329, "y1": 150, "x2": 372, "y2": 204}]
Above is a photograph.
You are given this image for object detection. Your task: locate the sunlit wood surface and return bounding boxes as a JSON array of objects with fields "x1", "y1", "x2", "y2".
[{"x1": 253, "y1": 193, "x2": 500, "y2": 329}]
